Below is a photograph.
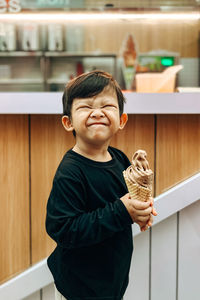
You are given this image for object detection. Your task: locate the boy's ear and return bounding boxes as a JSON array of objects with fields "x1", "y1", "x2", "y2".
[
  {"x1": 119, "y1": 113, "x2": 128, "y2": 130},
  {"x1": 62, "y1": 115, "x2": 74, "y2": 132}
]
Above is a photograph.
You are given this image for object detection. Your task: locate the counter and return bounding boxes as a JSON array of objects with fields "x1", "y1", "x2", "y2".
[{"x1": 0, "y1": 92, "x2": 200, "y2": 114}]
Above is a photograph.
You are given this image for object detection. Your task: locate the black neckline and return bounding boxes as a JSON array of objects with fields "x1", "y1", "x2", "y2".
[{"x1": 68, "y1": 147, "x2": 117, "y2": 168}]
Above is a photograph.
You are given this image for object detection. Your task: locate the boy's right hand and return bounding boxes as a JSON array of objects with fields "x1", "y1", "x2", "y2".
[{"x1": 120, "y1": 193, "x2": 157, "y2": 231}]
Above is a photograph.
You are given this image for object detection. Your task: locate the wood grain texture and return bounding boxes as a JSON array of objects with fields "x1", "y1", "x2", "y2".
[
  {"x1": 83, "y1": 18, "x2": 199, "y2": 57},
  {"x1": 111, "y1": 114, "x2": 155, "y2": 197},
  {"x1": 156, "y1": 115, "x2": 200, "y2": 195},
  {"x1": 0, "y1": 115, "x2": 30, "y2": 283},
  {"x1": 111, "y1": 114, "x2": 155, "y2": 175},
  {"x1": 30, "y1": 115, "x2": 75, "y2": 264},
  {"x1": 3, "y1": 112, "x2": 200, "y2": 281}
]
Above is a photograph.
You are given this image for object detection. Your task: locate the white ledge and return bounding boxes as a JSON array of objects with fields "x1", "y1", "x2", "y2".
[
  {"x1": 124, "y1": 92, "x2": 200, "y2": 114},
  {"x1": 0, "y1": 92, "x2": 200, "y2": 114},
  {"x1": 133, "y1": 172, "x2": 200, "y2": 236},
  {"x1": 0, "y1": 259, "x2": 53, "y2": 300},
  {"x1": 0, "y1": 173, "x2": 200, "y2": 299}
]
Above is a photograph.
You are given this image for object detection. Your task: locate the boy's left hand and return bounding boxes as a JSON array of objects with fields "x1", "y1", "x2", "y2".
[{"x1": 139, "y1": 197, "x2": 157, "y2": 232}]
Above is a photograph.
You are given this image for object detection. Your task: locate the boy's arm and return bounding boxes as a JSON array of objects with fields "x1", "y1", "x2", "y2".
[{"x1": 46, "y1": 177, "x2": 133, "y2": 250}]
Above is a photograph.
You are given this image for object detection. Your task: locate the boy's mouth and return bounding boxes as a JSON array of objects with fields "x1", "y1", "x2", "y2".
[{"x1": 88, "y1": 122, "x2": 108, "y2": 126}]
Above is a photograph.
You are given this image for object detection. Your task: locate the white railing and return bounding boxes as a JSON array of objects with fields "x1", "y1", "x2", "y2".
[
  {"x1": 133, "y1": 172, "x2": 200, "y2": 236},
  {"x1": 1, "y1": 172, "x2": 200, "y2": 300},
  {"x1": 0, "y1": 259, "x2": 53, "y2": 300}
]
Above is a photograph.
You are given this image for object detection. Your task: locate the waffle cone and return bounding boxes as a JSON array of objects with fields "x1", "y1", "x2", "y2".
[{"x1": 123, "y1": 171, "x2": 151, "y2": 202}]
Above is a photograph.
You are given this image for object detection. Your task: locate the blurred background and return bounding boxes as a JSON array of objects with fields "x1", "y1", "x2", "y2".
[
  {"x1": 0, "y1": 1, "x2": 200, "y2": 300},
  {"x1": 0, "y1": 0, "x2": 199, "y2": 92}
]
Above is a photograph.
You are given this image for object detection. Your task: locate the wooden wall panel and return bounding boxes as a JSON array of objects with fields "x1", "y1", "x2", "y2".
[
  {"x1": 156, "y1": 115, "x2": 200, "y2": 195},
  {"x1": 31, "y1": 115, "x2": 75, "y2": 264},
  {"x1": 84, "y1": 19, "x2": 200, "y2": 57},
  {"x1": 111, "y1": 114, "x2": 155, "y2": 180},
  {"x1": 0, "y1": 115, "x2": 29, "y2": 283},
  {"x1": 3, "y1": 112, "x2": 200, "y2": 282},
  {"x1": 111, "y1": 115, "x2": 154, "y2": 163}
]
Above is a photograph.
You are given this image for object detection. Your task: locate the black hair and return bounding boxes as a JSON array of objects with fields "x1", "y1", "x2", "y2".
[{"x1": 62, "y1": 70, "x2": 126, "y2": 118}]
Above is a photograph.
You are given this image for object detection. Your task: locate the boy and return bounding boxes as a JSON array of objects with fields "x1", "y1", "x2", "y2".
[{"x1": 46, "y1": 70, "x2": 156, "y2": 300}]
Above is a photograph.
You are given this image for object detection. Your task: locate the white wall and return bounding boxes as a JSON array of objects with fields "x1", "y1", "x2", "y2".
[
  {"x1": 125, "y1": 200, "x2": 200, "y2": 300},
  {"x1": 22, "y1": 199, "x2": 200, "y2": 300}
]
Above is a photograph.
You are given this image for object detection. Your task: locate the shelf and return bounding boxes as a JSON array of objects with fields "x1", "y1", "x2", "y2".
[
  {"x1": 0, "y1": 51, "x2": 43, "y2": 57},
  {"x1": 0, "y1": 52, "x2": 117, "y2": 92},
  {"x1": 0, "y1": 78, "x2": 44, "y2": 84},
  {"x1": 46, "y1": 78, "x2": 67, "y2": 84},
  {"x1": 0, "y1": 51, "x2": 117, "y2": 58},
  {"x1": 44, "y1": 52, "x2": 117, "y2": 58}
]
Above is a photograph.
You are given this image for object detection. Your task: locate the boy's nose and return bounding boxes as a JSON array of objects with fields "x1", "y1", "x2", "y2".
[{"x1": 90, "y1": 108, "x2": 105, "y2": 118}]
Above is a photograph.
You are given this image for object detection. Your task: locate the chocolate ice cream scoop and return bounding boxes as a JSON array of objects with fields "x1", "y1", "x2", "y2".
[
  {"x1": 123, "y1": 150, "x2": 156, "y2": 232},
  {"x1": 123, "y1": 149, "x2": 153, "y2": 200},
  {"x1": 127, "y1": 150, "x2": 153, "y2": 189}
]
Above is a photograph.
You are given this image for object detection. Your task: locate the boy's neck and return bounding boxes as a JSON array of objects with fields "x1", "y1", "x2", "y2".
[{"x1": 72, "y1": 142, "x2": 112, "y2": 162}]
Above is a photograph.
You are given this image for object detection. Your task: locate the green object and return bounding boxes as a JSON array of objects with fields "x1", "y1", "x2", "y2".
[
  {"x1": 161, "y1": 57, "x2": 174, "y2": 67},
  {"x1": 123, "y1": 66, "x2": 136, "y2": 90}
]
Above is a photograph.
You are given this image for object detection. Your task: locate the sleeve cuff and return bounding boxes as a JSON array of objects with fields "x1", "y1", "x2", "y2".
[{"x1": 115, "y1": 199, "x2": 133, "y2": 225}]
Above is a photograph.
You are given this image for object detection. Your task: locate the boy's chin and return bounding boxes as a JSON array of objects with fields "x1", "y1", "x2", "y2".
[{"x1": 87, "y1": 134, "x2": 111, "y2": 145}]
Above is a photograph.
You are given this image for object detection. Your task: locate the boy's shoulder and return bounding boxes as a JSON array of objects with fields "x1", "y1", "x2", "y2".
[
  {"x1": 55, "y1": 147, "x2": 131, "y2": 178},
  {"x1": 55, "y1": 149, "x2": 83, "y2": 178},
  {"x1": 109, "y1": 146, "x2": 126, "y2": 156},
  {"x1": 108, "y1": 146, "x2": 131, "y2": 166},
  {"x1": 108, "y1": 146, "x2": 128, "y2": 158}
]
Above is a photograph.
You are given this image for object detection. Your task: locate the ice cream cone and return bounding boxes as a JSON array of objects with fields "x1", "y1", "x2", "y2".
[
  {"x1": 123, "y1": 150, "x2": 156, "y2": 231},
  {"x1": 123, "y1": 170, "x2": 151, "y2": 202},
  {"x1": 123, "y1": 150, "x2": 153, "y2": 202}
]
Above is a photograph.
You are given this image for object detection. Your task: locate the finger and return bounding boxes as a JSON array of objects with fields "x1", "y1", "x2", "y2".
[
  {"x1": 148, "y1": 214, "x2": 153, "y2": 227},
  {"x1": 140, "y1": 224, "x2": 149, "y2": 232},
  {"x1": 149, "y1": 197, "x2": 154, "y2": 206},
  {"x1": 137, "y1": 215, "x2": 151, "y2": 223},
  {"x1": 134, "y1": 207, "x2": 152, "y2": 216},
  {"x1": 138, "y1": 219, "x2": 149, "y2": 231},
  {"x1": 152, "y1": 207, "x2": 158, "y2": 216},
  {"x1": 131, "y1": 199, "x2": 151, "y2": 210}
]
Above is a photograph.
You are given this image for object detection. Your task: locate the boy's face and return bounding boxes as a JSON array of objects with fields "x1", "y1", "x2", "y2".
[{"x1": 62, "y1": 87, "x2": 128, "y2": 147}]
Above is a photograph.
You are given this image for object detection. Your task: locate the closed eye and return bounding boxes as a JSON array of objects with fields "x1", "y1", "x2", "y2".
[
  {"x1": 102, "y1": 105, "x2": 117, "y2": 109},
  {"x1": 77, "y1": 105, "x2": 91, "y2": 110}
]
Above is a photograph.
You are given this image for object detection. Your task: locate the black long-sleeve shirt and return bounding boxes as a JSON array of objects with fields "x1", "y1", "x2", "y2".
[{"x1": 46, "y1": 146, "x2": 133, "y2": 300}]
